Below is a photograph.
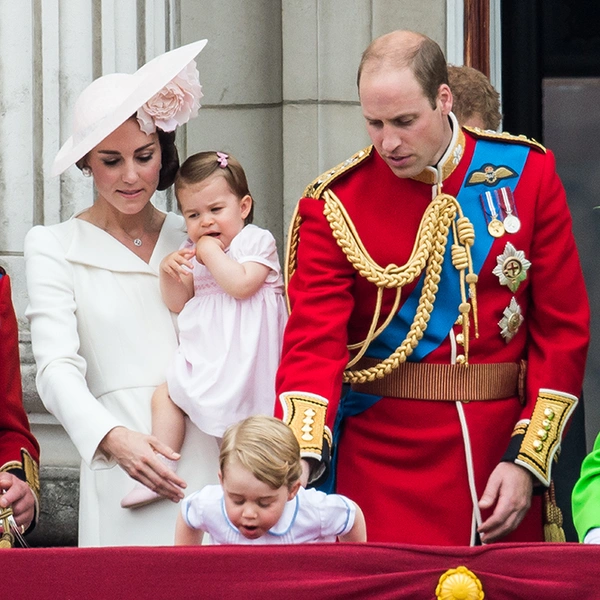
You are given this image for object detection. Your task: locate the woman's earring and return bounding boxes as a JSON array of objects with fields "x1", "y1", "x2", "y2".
[{"x1": 82, "y1": 166, "x2": 92, "y2": 177}]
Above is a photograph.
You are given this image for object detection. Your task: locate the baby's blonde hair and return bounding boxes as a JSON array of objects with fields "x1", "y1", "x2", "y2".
[{"x1": 220, "y1": 416, "x2": 302, "y2": 490}]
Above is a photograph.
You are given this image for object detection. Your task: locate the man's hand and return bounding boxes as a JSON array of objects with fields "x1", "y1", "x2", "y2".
[
  {"x1": 0, "y1": 473, "x2": 36, "y2": 533},
  {"x1": 477, "y1": 461, "x2": 534, "y2": 543}
]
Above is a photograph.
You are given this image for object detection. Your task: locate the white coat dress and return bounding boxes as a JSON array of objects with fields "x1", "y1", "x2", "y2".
[{"x1": 24, "y1": 211, "x2": 219, "y2": 547}]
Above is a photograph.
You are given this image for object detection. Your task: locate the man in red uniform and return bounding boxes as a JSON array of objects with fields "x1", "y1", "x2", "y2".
[
  {"x1": 0, "y1": 266, "x2": 40, "y2": 541},
  {"x1": 276, "y1": 30, "x2": 590, "y2": 545}
]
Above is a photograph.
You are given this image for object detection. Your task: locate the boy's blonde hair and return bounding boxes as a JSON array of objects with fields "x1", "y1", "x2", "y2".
[{"x1": 220, "y1": 416, "x2": 302, "y2": 490}]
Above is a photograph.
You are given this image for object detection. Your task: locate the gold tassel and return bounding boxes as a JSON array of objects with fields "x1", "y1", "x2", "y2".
[{"x1": 543, "y1": 481, "x2": 566, "y2": 542}]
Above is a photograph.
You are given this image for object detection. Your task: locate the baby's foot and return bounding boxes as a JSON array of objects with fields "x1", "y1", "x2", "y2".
[{"x1": 121, "y1": 483, "x2": 160, "y2": 509}]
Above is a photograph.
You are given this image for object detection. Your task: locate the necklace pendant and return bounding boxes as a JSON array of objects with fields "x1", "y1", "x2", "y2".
[{"x1": 133, "y1": 238, "x2": 142, "y2": 247}]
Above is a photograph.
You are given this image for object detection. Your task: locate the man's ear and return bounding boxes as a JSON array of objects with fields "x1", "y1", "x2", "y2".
[
  {"x1": 218, "y1": 471, "x2": 223, "y2": 485},
  {"x1": 438, "y1": 83, "x2": 453, "y2": 116}
]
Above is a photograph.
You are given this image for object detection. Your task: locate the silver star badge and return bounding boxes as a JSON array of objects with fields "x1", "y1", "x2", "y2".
[
  {"x1": 499, "y1": 297, "x2": 524, "y2": 342},
  {"x1": 492, "y1": 242, "x2": 531, "y2": 293}
]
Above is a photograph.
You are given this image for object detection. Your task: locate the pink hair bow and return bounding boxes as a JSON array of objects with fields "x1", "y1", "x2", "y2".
[{"x1": 216, "y1": 152, "x2": 228, "y2": 168}]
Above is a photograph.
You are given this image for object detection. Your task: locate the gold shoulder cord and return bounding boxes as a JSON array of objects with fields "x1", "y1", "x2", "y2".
[{"x1": 287, "y1": 189, "x2": 479, "y2": 384}]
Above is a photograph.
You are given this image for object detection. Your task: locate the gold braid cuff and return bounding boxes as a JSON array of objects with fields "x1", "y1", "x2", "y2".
[
  {"x1": 279, "y1": 392, "x2": 330, "y2": 461},
  {"x1": 515, "y1": 389, "x2": 577, "y2": 486}
]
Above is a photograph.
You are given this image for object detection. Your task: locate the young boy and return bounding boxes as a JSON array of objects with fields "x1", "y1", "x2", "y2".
[{"x1": 175, "y1": 416, "x2": 366, "y2": 545}]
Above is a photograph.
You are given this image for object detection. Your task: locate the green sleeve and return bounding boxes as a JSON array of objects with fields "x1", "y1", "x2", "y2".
[{"x1": 573, "y1": 432, "x2": 600, "y2": 542}]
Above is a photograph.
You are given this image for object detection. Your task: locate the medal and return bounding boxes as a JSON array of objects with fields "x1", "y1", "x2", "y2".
[
  {"x1": 504, "y1": 214, "x2": 521, "y2": 234},
  {"x1": 482, "y1": 191, "x2": 505, "y2": 238},
  {"x1": 492, "y1": 242, "x2": 531, "y2": 293},
  {"x1": 488, "y1": 219, "x2": 505, "y2": 238},
  {"x1": 499, "y1": 187, "x2": 521, "y2": 234}
]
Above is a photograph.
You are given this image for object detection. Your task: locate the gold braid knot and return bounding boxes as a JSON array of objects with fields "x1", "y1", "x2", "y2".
[{"x1": 321, "y1": 189, "x2": 476, "y2": 383}]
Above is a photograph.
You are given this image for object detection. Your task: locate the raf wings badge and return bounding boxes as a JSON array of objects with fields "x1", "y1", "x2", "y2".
[{"x1": 466, "y1": 163, "x2": 518, "y2": 187}]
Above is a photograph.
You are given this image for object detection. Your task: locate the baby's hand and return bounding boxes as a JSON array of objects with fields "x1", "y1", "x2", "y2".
[
  {"x1": 160, "y1": 249, "x2": 195, "y2": 282},
  {"x1": 195, "y1": 235, "x2": 225, "y2": 264}
]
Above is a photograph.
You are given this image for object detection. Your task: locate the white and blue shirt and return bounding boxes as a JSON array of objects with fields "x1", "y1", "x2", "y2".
[{"x1": 181, "y1": 485, "x2": 356, "y2": 545}]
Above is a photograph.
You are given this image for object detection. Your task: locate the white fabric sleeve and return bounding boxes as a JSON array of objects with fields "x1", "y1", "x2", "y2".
[
  {"x1": 232, "y1": 226, "x2": 281, "y2": 282},
  {"x1": 181, "y1": 488, "x2": 211, "y2": 530},
  {"x1": 304, "y1": 488, "x2": 356, "y2": 538},
  {"x1": 24, "y1": 225, "x2": 122, "y2": 468},
  {"x1": 583, "y1": 527, "x2": 600, "y2": 544}
]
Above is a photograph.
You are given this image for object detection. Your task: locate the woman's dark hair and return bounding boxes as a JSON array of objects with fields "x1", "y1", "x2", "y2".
[
  {"x1": 156, "y1": 129, "x2": 179, "y2": 191},
  {"x1": 75, "y1": 116, "x2": 180, "y2": 191}
]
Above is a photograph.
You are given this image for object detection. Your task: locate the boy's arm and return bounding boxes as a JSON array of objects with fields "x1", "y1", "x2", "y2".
[
  {"x1": 338, "y1": 502, "x2": 367, "y2": 543},
  {"x1": 174, "y1": 511, "x2": 205, "y2": 545}
]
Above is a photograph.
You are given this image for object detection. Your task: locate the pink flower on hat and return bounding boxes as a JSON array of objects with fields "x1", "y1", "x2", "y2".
[{"x1": 137, "y1": 61, "x2": 203, "y2": 135}]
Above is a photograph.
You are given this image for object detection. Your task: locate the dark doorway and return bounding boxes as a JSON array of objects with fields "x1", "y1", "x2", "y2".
[{"x1": 501, "y1": 0, "x2": 600, "y2": 542}]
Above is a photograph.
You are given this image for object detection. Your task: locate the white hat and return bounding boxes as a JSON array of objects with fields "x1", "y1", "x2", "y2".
[{"x1": 52, "y1": 39, "x2": 207, "y2": 176}]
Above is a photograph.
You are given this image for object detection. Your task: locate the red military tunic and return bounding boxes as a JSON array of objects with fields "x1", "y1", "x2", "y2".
[
  {"x1": 0, "y1": 268, "x2": 40, "y2": 531},
  {"x1": 276, "y1": 123, "x2": 590, "y2": 545}
]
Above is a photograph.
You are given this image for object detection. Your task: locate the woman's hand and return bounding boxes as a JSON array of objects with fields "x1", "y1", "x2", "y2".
[
  {"x1": 0, "y1": 474, "x2": 36, "y2": 533},
  {"x1": 99, "y1": 426, "x2": 187, "y2": 503}
]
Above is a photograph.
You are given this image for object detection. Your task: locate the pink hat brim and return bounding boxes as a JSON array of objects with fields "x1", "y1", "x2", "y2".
[{"x1": 51, "y1": 39, "x2": 207, "y2": 177}]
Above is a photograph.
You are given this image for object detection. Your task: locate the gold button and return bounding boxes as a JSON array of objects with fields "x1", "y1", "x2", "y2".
[
  {"x1": 456, "y1": 333, "x2": 465, "y2": 346},
  {"x1": 544, "y1": 408, "x2": 555, "y2": 420},
  {"x1": 533, "y1": 440, "x2": 543, "y2": 451},
  {"x1": 456, "y1": 354, "x2": 466, "y2": 364},
  {"x1": 537, "y1": 429, "x2": 548, "y2": 441}
]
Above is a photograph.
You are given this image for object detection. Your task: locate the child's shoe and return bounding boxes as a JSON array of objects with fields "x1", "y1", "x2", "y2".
[{"x1": 120, "y1": 455, "x2": 179, "y2": 509}]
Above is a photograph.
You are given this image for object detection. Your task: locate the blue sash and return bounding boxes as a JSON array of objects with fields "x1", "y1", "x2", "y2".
[{"x1": 320, "y1": 140, "x2": 529, "y2": 493}]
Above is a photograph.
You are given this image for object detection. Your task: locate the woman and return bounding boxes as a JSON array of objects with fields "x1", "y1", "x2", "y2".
[{"x1": 24, "y1": 40, "x2": 219, "y2": 546}]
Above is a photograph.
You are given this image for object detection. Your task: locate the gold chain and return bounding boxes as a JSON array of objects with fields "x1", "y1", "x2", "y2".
[
  {"x1": 323, "y1": 190, "x2": 475, "y2": 383},
  {"x1": 285, "y1": 190, "x2": 477, "y2": 384}
]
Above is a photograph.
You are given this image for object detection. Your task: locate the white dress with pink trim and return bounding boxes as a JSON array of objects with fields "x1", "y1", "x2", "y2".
[{"x1": 167, "y1": 225, "x2": 287, "y2": 437}]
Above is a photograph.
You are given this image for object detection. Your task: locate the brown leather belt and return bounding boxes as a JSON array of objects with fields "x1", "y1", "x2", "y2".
[{"x1": 350, "y1": 358, "x2": 523, "y2": 401}]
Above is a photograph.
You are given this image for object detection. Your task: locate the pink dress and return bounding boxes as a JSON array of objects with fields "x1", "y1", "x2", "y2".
[{"x1": 167, "y1": 225, "x2": 287, "y2": 437}]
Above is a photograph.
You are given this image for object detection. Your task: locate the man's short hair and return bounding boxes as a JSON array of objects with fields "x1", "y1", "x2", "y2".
[
  {"x1": 357, "y1": 31, "x2": 448, "y2": 109},
  {"x1": 448, "y1": 65, "x2": 502, "y2": 130}
]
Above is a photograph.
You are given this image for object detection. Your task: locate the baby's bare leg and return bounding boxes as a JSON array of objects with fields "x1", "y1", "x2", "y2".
[
  {"x1": 121, "y1": 384, "x2": 186, "y2": 509},
  {"x1": 151, "y1": 383, "x2": 186, "y2": 453}
]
